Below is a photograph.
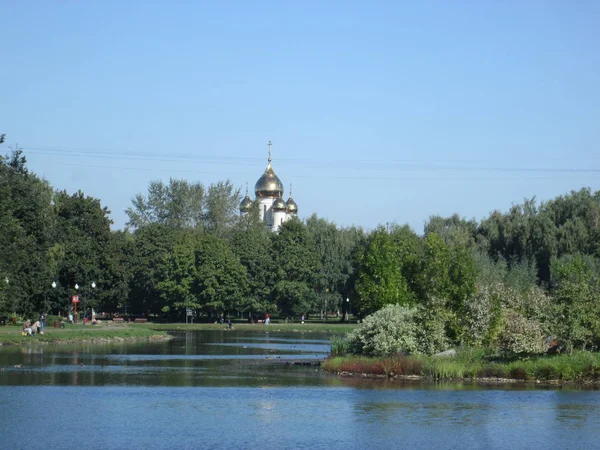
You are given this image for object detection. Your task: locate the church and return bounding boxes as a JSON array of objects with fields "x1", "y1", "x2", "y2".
[{"x1": 239, "y1": 141, "x2": 298, "y2": 231}]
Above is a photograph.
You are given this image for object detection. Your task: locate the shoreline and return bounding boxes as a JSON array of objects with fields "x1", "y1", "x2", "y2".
[
  {"x1": 332, "y1": 370, "x2": 600, "y2": 387},
  {"x1": 0, "y1": 326, "x2": 172, "y2": 347}
]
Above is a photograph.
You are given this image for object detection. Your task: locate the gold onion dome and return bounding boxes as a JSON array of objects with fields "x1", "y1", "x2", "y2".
[
  {"x1": 286, "y1": 184, "x2": 298, "y2": 214},
  {"x1": 273, "y1": 195, "x2": 287, "y2": 212},
  {"x1": 255, "y1": 141, "x2": 284, "y2": 198},
  {"x1": 254, "y1": 161, "x2": 284, "y2": 198},
  {"x1": 286, "y1": 197, "x2": 298, "y2": 214},
  {"x1": 239, "y1": 183, "x2": 253, "y2": 212},
  {"x1": 239, "y1": 194, "x2": 253, "y2": 212}
]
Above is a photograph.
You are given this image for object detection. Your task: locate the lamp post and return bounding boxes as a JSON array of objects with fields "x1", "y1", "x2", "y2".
[
  {"x1": 51, "y1": 281, "x2": 57, "y2": 316},
  {"x1": 3, "y1": 278, "x2": 7, "y2": 313},
  {"x1": 74, "y1": 283, "x2": 79, "y2": 324},
  {"x1": 89, "y1": 281, "x2": 96, "y2": 324},
  {"x1": 346, "y1": 298, "x2": 350, "y2": 323}
]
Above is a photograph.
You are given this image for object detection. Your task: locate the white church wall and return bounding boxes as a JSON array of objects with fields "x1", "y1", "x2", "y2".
[{"x1": 259, "y1": 198, "x2": 275, "y2": 226}]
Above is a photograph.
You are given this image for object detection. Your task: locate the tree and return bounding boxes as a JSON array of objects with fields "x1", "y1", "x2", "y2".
[
  {"x1": 416, "y1": 233, "x2": 477, "y2": 344},
  {"x1": 271, "y1": 219, "x2": 321, "y2": 318},
  {"x1": 126, "y1": 178, "x2": 205, "y2": 229},
  {"x1": 157, "y1": 231, "x2": 199, "y2": 317},
  {"x1": 552, "y1": 256, "x2": 600, "y2": 352},
  {"x1": 424, "y1": 214, "x2": 478, "y2": 249},
  {"x1": 230, "y1": 223, "x2": 276, "y2": 316},
  {"x1": 53, "y1": 190, "x2": 114, "y2": 315},
  {"x1": 202, "y1": 180, "x2": 241, "y2": 237},
  {"x1": 100, "y1": 230, "x2": 135, "y2": 312},
  {"x1": 192, "y1": 234, "x2": 247, "y2": 318},
  {"x1": 128, "y1": 224, "x2": 178, "y2": 315},
  {"x1": 354, "y1": 227, "x2": 413, "y2": 316},
  {"x1": 306, "y1": 215, "x2": 363, "y2": 318},
  {"x1": 0, "y1": 149, "x2": 56, "y2": 316}
]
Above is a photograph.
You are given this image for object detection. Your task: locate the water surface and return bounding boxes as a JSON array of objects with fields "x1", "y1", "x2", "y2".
[{"x1": 1, "y1": 330, "x2": 599, "y2": 449}]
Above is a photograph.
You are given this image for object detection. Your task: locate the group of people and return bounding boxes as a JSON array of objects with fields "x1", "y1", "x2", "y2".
[{"x1": 22, "y1": 313, "x2": 46, "y2": 336}]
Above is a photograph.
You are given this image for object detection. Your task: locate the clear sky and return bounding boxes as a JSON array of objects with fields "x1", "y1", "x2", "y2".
[{"x1": 1, "y1": 1, "x2": 599, "y2": 233}]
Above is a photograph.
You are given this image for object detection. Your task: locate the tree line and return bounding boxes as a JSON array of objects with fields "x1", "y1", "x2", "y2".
[{"x1": 1, "y1": 149, "x2": 599, "y2": 352}]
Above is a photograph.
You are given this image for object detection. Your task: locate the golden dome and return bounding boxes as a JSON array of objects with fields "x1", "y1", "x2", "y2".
[
  {"x1": 286, "y1": 184, "x2": 298, "y2": 214},
  {"x1": 286, "y1": 197, "x2": 298, "y2": 214},
  {"x1": 255, "y1": 143, "x2": 284, "y2": 198},
  {"x1": 239, "y1": 194, "x2": 253, "y2": 212},
  {"x1": 273, "y1": 195, "x2": 287, "y2": 212}
]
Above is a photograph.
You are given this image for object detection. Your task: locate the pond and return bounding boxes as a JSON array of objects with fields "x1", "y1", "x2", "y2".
[{"x1": 1, "y1": 330, "x2": 599, "y2": 449}]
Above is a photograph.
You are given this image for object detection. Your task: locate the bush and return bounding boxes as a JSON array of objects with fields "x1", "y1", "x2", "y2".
[
  {"x1": 346, "y1": 304, "x2": 420, "y2": 357},
  {"x1": 498, "y1": 310, "x2": 546, "y2": 356}
]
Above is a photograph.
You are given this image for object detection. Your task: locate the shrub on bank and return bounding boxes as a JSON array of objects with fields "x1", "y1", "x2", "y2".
[
  {"x1": 498, "y1": 310, "x2": 546, "y2": 356},
  {"x1": 345, "y1": 305, "x2": 420, "y2": 357}
]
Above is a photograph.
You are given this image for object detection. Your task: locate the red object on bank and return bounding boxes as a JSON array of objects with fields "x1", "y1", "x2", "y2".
[{"x1": 71, "y1": 295, "x2": 80, "y2": 303}]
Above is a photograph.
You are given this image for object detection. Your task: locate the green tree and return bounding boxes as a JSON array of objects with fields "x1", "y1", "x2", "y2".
[
  {"x1": 306, "y1": 215, "x2": 363, "y2": 318},
  {"x1": 128, "y1": 224, "x2": 178, "y2": 315},
  {"x1": 416, "y1": 233, "x2": 477, "y2": 345},
  {"x1": 126, "y1": 178, "x2": 205, "y2": 229},
  {"x1": 157, "y1": 231, "x2": 199, "y2": 318},
  {"x1": 53, "y1": 190, "x2": 114, "y2": 316},
  {"x1": 100, "y1": 230, "x2": 135, "y2": 312},
  {"x1": 0, "y1": 149, "x2": 56, "y2": 316},
  {"x1": 552, "y1": 256, "x2": 600, "y2": 352},
  {"x1": 355, "y1": 227, "x2": 412, "y2": 316},
  {"x1": 192, "y1": 234, "x2": 247, "y2": 318},
  {"x1": 271, "y1": 219, "x2": 321, "y2": 318},
  {"x1": 230, "y1": 223, "x2": 276, "y2": 317},
  {"x1": 203, "y1": 180, "x2": 241, "y2": 237},
  {"x1": 424, "y1": 214, "x2": 478, "y2": 249}
]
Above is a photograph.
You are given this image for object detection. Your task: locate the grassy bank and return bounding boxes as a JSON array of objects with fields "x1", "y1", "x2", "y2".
[
  {"x1": 0, "y1": 321, "x2": 355, "y2": 346},
  {"x1": 145, "y1": 322, "x2": 357, "y2": 334},
  {"x1": 323, "y1": 350, "x2": 600, "y2": 384},
  {"x1": 0, "y1": 324, "x2": 169, "y2": 346}
]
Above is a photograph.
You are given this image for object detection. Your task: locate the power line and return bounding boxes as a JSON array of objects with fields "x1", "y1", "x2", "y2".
[
  {"x1": 42, "y1": 162, "x2": 594, "y2": 181},
  {"x1": 7, "y1": 143, "x2": 600, "y2": 176}
]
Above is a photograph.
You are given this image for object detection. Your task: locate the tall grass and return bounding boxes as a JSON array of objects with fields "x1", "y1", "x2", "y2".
[
  {"x1": 330, "y1": 335, "x2": 351, "y2": 357},
  {"x1": 324, "y1": 355, "x2": 423, "y2": 376},
  {"x1": 323, "y1": 349, "x2": 600, "y2": 383}
]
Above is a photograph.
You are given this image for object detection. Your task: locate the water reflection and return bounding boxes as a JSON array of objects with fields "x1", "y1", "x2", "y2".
[
  {"x1": 0, "y1": 330, "x2": 332, "y2": 387},
  {"x1": 1, "y1": 331, "x2": 600, "y2": 449}
]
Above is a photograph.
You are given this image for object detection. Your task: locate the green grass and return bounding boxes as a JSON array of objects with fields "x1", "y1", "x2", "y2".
[
  {"x1": 0, "y1": 324, "x2": 168, "y2": 345},
  {"x1": 145, "y1": 322, "x2": 357, "y2": 334},
  {"x1": 323, "y1": 349, "x2": 600, "y2": 384}
]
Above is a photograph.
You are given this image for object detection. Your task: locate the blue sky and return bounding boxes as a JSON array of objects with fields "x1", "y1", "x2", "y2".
[{"x1": 1, "y1": 1, "x2": 599, "y2": 232}]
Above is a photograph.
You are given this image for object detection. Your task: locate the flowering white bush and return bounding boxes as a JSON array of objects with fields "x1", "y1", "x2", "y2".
[
  {"x1": 463, "y1": 283, "x2": 553, "y2": 348},
  {"x1": 347, "y1": 304, "x2": 420, "y2": 356},
  {"x1": 498, "y1": 309, "x2": 546, "y2": 355}
]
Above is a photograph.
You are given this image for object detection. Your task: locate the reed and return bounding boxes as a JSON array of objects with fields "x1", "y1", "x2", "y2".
[{"x1": 323, "y1": 349, "x2": 600, "y2": 383}]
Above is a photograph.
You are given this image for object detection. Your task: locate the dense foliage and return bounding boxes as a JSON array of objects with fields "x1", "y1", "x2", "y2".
[{"x1": 1, "y1": 148, "x2": 600, "y2": 355}]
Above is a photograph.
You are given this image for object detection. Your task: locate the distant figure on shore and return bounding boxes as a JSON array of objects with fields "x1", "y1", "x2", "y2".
[
  {"x1": 23, "y1": 320, "x2": 33, "y2": 336},
  {"x1": 68, "y1": 312, "x2": 74, "y2": 324},
  {"x1": 301, "y1": 315, "x2": 305, "y2": 324},
  {"x1": 265, "y1": 314, "x2": 270, "y2": 325}
]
